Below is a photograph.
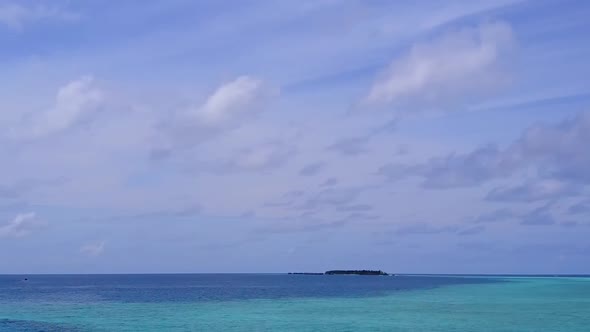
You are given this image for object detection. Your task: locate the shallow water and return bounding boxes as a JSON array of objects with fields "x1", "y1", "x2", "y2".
[{"x1": 0, "y1": 274, "x2": 588, "y2": 331}]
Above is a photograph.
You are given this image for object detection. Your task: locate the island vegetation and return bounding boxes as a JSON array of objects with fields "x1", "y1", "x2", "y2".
[
  {"x1": 325, "y1": 270, "x2": 388, "y2": 276},
  {"x1": 288, "y1": 270, "x2": 389, "y2": 276}
]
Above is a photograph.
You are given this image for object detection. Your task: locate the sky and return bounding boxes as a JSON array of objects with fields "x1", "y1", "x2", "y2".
[{"x1": 0, "y1": 0, "x2": 589, "y2": 274}]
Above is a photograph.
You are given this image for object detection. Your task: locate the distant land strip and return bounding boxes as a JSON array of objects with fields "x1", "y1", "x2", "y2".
[{"x1": 288, "y1": 270, "x2": 389, "y2": 276}]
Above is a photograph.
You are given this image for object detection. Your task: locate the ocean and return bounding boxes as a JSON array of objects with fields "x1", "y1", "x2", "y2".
[{"x1": 0, "y1": 274, "x2": 588, "y2": 331}]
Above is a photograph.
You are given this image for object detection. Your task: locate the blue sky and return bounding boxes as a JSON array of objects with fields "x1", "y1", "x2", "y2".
[{"x1": 1, "y1": 0, "x2": 589, "y2": 274}]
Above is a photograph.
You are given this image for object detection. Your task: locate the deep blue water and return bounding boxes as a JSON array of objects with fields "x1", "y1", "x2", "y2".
[
  {"x1": 0, "y1": 274, "x2": 495, "y2": 303},
  {"x1": 1, "y1": 274, "x2": 588, "y2": 331}
]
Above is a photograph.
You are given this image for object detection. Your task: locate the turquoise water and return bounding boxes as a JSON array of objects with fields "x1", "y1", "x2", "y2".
[{"x1": 0, "y1": 275, "x2": 588, "y2": 331}]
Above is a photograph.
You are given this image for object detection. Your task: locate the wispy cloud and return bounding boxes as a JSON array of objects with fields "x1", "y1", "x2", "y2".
[
  {"x1": 80, "y1": 241, "x2": 106, "y2": 257},
  {"x1": 394, "y1": 223, "x2": 459, "y2": 236},
  {"x1": 193, "y1": 77, "x2": 272, "y2": 126},
  {"x1": 152, "y1": 75, "x2": 278, "y2": 155},
  {"x1": 0, "y1": 0, "x2": 589, "y2": 273},
  {"x1": 486, "y1": 179, "x2": 582, "y2": 202},
  {"x1": 568, "y1": 199, "x2": 590, "y2": 215},
  {"x1": 365, "y1": 22, "x2": 514, "y2": 111},
  {"x1": 10, "y1": 76, "x2": 103, "y2": 140},
  {"x1": 299, "y1": 162, "x2": 325, "y2": 176},
  {"x1": 457, "y1": 225, "x2": 486, "y2": 236},
  {"x1": 520, "y1": 204, "x2": 556, "y2": 226},
  {"x1": 474, "y1": 208, "x2": 515, "y2": 223},
  {"x1": 0, "y1": 212, "x2": 42, "y2": 238},
  {"x1": 319, "y1": 178, "x2": 338, "y2": 187},
  {"x1": 326, "y1": 136, "x2": 371, "y2": 156},
  {"x1": 382, "y1": 112, "x2": 590, "y2": 192},
  {"x1": 0, "y1": 2, "x2": 78, "y2": 30}
]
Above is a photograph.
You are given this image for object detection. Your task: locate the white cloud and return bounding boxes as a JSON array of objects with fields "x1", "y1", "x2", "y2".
[
  {"x1": 13, "y1": 76, "x2": 104, "y2": 139},
  {"x1": 155, "y1": 76, "x2": 276, "y2": 152},
  {"x1": 0, "y1": 3, "x2": 78, "y2": 29},
  {"x1": 191, "y1": 76, "x2": 273, "y2": 127},
  {"x1": 0, "y1": 212, "x2": 41, "y2": 238},
  {"x1": 80, "y1": 241, "x2": 106, "y2": 257},
  {"x1": 366, "y1": 22, "x2": 514, "y2": 110}
]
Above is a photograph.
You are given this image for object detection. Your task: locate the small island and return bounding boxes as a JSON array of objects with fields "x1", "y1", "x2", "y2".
[
  {"x1": 325, "y1": 270, "x2": 388, "y2": 276},
  {"x1": 288, "y1": 270, "x2": 389, "y2": 276}
]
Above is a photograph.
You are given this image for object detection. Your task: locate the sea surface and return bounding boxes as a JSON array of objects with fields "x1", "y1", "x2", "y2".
[{"x1": 0, "y1": 274, "x2": 588, "y2": 331}]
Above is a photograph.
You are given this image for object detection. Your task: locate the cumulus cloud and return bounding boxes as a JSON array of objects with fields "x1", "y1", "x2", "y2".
[
  {"x1": 153, "y1": 76, "x2": 277, "y2": 154},
  {"x1": 13, "y1": 76, "x2": 104, "y2": 139},
  {"x1": 0, "y1": 2, "x2": 78, "y2": 29},
  {"x1": 80, "y1": 241, "x2": 106, "y2": 257},
  {"x1": 0, "y1": 212, "x2": 41, "y2": 238},
  {"x1": 190, "y1": 76, "x2": 273, "y2": 127},
  {"x1": 366, "y1": 21, "x2": 513, "y2": 110}
]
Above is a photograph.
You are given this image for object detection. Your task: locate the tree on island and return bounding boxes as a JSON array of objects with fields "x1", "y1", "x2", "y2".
[{"x1": 324, "y1": 270, "x2": 388, "y2": 276}]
